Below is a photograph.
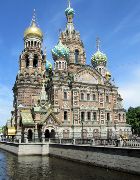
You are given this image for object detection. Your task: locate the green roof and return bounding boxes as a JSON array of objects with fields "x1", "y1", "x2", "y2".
[{"x1": 21, "y1": 110, "x2": 34, "y2": 126}]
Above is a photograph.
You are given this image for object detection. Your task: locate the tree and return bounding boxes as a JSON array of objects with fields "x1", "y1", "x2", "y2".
[{"x1": 126, "y1": 106, "x2": 140, "y2": 135}]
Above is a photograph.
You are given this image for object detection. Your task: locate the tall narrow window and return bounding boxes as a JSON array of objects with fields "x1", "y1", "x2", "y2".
[
  {"x1": 81, "y1": 93, "x2": 84, "y2": 100},
  {"x1": 81, "y1": 112, "x2": 85, "y2": 121},
  {"x1": 93, "y1": 112, "x2": 97, "y2": 121},
  {"x1": 93, "y1": 94, "x2": 96, "y2": 101},
  {"x1": 33, "y1": 54, "x2": 38, "y2": 67},
  {"x1": 75, "y1": 49, "x2": 79, "y2": 64},
  {"x1": 87, "y1": 112, "x2": 91, "y2": 121},
  {"x1": 64, "y1": 111, "x2": 68, "y2": 121},
  {"x1": 107, "y1": 113, "x2": 110, "y2": 121},
  {"x1": 64, "y1": 92, "x2": 67, "y2": 100},
  {"x1": 87, "y1": 94, "x2": 90, "y2": 101},
  {"x1": 106, "y1": 95, "x2": 109, "y2": 102},
  {"x1": 119, "y1": 113, "x2": 121, "y2": 121},
  {"x1": 25, "y1": 55, "x2": 29, "y2": 68}
]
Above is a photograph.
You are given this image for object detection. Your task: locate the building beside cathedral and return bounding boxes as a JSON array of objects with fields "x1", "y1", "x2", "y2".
[{"x1": 7, "y1": 2, "x2": 131, "y2": 141}]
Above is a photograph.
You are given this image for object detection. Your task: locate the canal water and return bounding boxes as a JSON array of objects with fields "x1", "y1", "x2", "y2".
[{"x1": 0, "y1": 150, "x2": 139, "y2": 180}]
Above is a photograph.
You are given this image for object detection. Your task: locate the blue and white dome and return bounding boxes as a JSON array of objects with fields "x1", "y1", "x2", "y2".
[
  {"x1": 65, "y1": 7, "x2": 75, "y2": 17},
  {"x1": 52, "y1": 40, "x2": 69, "y2": 61}
]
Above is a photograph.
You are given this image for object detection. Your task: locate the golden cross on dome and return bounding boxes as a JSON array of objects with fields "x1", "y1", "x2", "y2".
[
  {"x1": 68, "y1": 0, "x2": 71, "y2": 8},
  {"x1": 96, "y1": 37, "x2": 100, "y2": 51},
  {"x1": 32, "y1": 9, "x2": 36, "y2": 22}
]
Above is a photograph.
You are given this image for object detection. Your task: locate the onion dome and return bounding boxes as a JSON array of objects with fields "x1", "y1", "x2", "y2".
[
  {"x1": 52, "y1": 40, "x2": 69, "y2": 61},
  {"x1": 106, "y1": 71, "x2": 111, "y2": 81},
  {"x1": 24, "y1": 10, "x2": 43, "y2": 39},
  {"x1": 91, "y1": 38, "x2": 107, "y2": 67},
  {"x1": 91, "y1": 50, "x2": 107, "y2": 66},
  {"x1": 46, "y1": 60, "x2": 52, "y2": 71},
  {"x1": 65, "y1": 0, "x2": 75, "y2": 17}
]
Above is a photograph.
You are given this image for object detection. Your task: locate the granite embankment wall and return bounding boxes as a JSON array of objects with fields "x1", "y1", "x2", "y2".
[
  {"x1": 0, "y1": 142, "x2": 49, "y2": 155},
  {"x1": 49, "y1": 144, "x2": 140, "y2": 175},
  {"x1": 0, "y1": 142, "x2": 140, "y2": 174}
]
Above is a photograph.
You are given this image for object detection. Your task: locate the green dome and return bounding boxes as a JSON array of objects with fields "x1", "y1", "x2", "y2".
[
  {"x1": 65, "y1": 7, "x2": 75, "y2": 17},
  {"x1": 91, "y1": 50, "x2": 107, "y2": 67},
  {"x1": 52, "y1": 40, "x2": 69, "y2": 61}
]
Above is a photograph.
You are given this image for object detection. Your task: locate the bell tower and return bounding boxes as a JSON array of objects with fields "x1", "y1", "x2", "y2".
[
  {"x1": 60, "y1": 0, "x2": 86, "y2": 65},
  {"x1": 13, "y1": 10, "x2": 46, "y2": 109}
]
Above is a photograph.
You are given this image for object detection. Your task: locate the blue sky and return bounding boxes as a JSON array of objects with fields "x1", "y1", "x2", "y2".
[{"x1": 0, "y1": 0, "x2": 140, "y2": 126}]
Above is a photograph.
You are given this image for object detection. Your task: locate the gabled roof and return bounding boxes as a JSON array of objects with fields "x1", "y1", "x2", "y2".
[{"x1": 40, "y1": 108, "x2": 61, "y2": 125}]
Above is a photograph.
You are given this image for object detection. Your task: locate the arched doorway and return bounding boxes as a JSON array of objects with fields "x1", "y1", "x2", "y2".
[
  {"x1": 28, "y1": 129, "x2": 33, "y2": 141},
  {"x1": 50, "y1": 129, "x2": 55, "y2": 138},
  {"x1": 45, "y1": 129, "x2": 50, "y2": 139}
]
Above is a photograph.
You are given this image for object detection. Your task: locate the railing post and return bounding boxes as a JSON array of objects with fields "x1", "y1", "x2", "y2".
[{"x1": 73, "y1": 139, "x2": 75, "y2": 145}]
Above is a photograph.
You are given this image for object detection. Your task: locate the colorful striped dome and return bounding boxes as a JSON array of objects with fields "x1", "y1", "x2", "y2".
[
  {"x1": 52, "y1": 40, "x2": 69, "y2": 61},
  {"x1": 91, "y1": 50, "x2": 107, "y2": 67}
]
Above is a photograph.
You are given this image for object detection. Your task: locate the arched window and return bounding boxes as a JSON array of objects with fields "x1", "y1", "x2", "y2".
[
  {"x1": 106, "y1": 95, "x2": 109, "y2": 102},
  {"x1": 81, "y1": 93, "x2": 84, "y2": 100},
  {"x1": 31, "y1": 41, "x2": 33, "y2": 46},
  {"x1": 119, "y1": 113, "x2": 121, "y2": 121},
  {"x1": 93, "y1": 94, "x2": 96, "y2": 101},
  {"x1": 81, "y1": 112, "x2": 85, "y2": 121},
  {"x1": 25, "y1": 55, "x2": 29, "y2": 68},
  {"x1": 87, "y1": 112, "x2": 91, "y2": 121},
  {"x1": 28, "y1": 129, "x2": 33, "y2": 141},
  {"x1": 34, "y1": 41, "x2": 37, "y2": 47},
  {"x1": 74, "y1": 49, "x2": 79, "y2": 64},
  {"x1": 59, "y1": 62, "x2": 61, "y2": 69},
  {"x1": 64, "y1": 111, "x2": 68, "y2": 121},
  {"x1": 64, "y1": 92, "x2": 67, "y2": 100},
  {"x1": 107, "y1": 113, "x2": 110, "y2": 121},
  {"x1": 93, "y1": 112, "x2": 97, "y2": 121},
  {"x1": 33, "y1": 54, "x2": 38, "y2": 67}
]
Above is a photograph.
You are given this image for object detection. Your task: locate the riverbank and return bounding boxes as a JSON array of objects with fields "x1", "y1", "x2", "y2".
[{"x1": 0, "y1": 141, "x2": 140, "y2": 175}]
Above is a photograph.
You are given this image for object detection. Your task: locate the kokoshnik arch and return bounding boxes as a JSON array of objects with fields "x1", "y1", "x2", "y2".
[{"x1": 6, "y1": 1, "x2": 131, "y2": 141}]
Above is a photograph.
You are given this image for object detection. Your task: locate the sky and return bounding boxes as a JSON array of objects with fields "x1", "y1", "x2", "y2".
[{"x1": 0, "y1": 0, "x2": 140, "y2": 126}]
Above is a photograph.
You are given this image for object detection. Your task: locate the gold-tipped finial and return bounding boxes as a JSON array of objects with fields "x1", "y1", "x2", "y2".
[
  {"x1": 96, "y1": 37, "x2": 100, "y2": 51},
  {"x1": 31, "y1": 9, "x2": 37, "y2": 26}
]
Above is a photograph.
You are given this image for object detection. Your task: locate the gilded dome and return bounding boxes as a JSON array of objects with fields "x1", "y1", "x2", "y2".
[
  {"x1": 24, "y1": 21, "x2": 43, "y2": 39},
  {"x1": 52, "y1": 40, "x2": 69, "y2": 61},
  {"x1": 106, "y1": 71, "x2": 111, "y2": 81},
  {"x1": 91, "y1": 50, "x2": 107, "y2": 67}
]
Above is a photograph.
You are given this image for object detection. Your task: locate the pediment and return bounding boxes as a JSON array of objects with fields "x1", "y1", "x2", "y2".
[
  {"x1": 41, "y1": 110, "x2": 61, "y2": 126},
  {"x1": 74, "y1": 69, "x2": 102, "y2": 84}
]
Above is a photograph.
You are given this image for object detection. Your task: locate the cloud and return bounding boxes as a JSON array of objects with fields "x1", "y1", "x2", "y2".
[
  {"x1": 119, "y1": 65, "x2": 140, "y2": 109},
  {"x1": 0, "y1": 84, "x2": 13, "y2": 126}
]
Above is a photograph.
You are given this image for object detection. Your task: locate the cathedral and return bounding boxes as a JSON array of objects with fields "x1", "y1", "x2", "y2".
[{"x1": 7, "y1": 1, "x2": 131, "y2": 141}]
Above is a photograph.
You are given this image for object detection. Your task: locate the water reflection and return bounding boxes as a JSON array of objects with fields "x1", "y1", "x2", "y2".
[{"x1": 0, "y1": 150, "x2": 139, "y2": 180}]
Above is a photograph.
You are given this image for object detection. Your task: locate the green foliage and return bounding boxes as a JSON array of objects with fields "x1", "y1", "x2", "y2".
[{"x1": 126, "y1": 106, "x2": 140, "y2": 134}]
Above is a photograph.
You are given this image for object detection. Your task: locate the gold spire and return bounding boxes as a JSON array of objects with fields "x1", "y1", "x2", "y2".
[
  {"x1": 24, "y1": 9, "x2": 43, "y2": 39},
  {"x1": 96, "y1": 37, "x2": 100, "y2": 51}
]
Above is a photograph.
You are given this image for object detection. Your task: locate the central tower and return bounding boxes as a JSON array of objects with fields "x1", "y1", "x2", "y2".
[{"x1": 60, "y1": 0, "x2": 86, "y2": 66}]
